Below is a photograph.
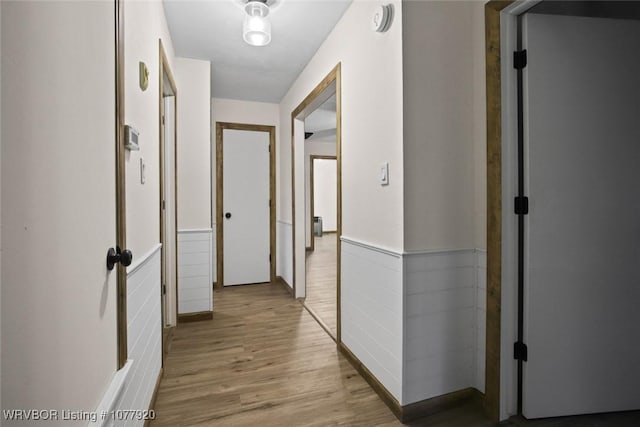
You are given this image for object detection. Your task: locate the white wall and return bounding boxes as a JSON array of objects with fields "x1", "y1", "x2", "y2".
[
  {"x1": 280, "y1": 0, "x2": 404, "y2": 250},
  {"x1": 124, "y1": 0, "x2": 176, "y2": 258},
  {"x1": 402, "y1": 0, "x2": 486, "y2": 252},
  {"x1": 313, "y1": 159, "x2": 337, "y2": 232},
  {"x1": 0, "y1": 2, "x2": 3, "y2": 417},
  {"x1": 1, "y1": 1, "x2": 117, "y2": 422},
  {"x1": 174, "y1": 58, "x2": 211, "y2": 230},
  {"x1": 304, "y1": 140, "x2": 336, "y2": 246}
]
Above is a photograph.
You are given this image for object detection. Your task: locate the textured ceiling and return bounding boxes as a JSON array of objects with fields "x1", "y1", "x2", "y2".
[{"x1": 163, "y1": 0, "x2": 352, "y2": 103}]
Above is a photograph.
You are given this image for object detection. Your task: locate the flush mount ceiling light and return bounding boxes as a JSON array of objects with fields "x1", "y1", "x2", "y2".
[{"x1": 243, "y1": 0, "x2": 271, "y2": 47}]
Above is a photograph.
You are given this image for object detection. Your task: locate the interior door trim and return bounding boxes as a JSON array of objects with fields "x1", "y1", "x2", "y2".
[
  {"x1": 291, "y1": 63, "x2": 342, "y2": 343},
  {"x1": 115, "y1": 0, "x2": 128, "y2": 369},
  {"x1": 215, "y1": 122, "x2": 276, "y2": 288},
  {"x1": 158, "y1": 39, "x2": 178, "y2": 365}
]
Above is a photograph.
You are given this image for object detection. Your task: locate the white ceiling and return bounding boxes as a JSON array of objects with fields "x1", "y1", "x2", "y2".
[{"x1": 163, "y1": 0, "x2": 352, "y2": 103}]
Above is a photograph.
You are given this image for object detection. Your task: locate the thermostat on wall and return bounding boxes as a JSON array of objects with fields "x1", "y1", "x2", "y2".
[
  {"x1": 124, "y1": 125, "x2": 140, "y2": 151},
  {"x1": 372, "y1": 4, "x2": 393, "y2": 33}
]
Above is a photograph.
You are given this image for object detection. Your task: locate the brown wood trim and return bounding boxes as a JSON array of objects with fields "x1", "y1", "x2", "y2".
[
  {"x1": 275, "y1": 275, "x2": 293, "y2": 296},
  {"x1": 339, "y1": 343, "x2": 482, "y2": 423},
  {"x1": 309, "y1": 155, "x2": 337, "y2": 251},
  {"x1": 485, "y1": 1, "x2": 513, "y2": 423},
  {"x1": 178, "y1": 311, "x2": 213, "y2": 323},
  {"x1": 402, "y1": 388, "x2": 483, "y2": 423},
  {"x1": 144, "y1": 367, "x2": 163, "y2": 427},
  {"x1": 158, "y1": 40, "x2": 178, "y2": 370},
  {"x1": 115, "y1": 0, "x2": 127, "y2": 370},
  {"x1": 338, "y1": 342, "x2": 402, "y2": 420},
  {"x1": 216, "y1": 122, "x2": 276, "y2": 288},
  {"x1": 162, "y1": 326, "x2": 174, "y2": 360},
  {"x1": 291, "y1": 63, "x2": 342, "y2": 343}
]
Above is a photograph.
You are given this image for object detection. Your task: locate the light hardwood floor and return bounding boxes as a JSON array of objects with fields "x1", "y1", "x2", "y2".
[
  {"x1": 150, "y1": 281, "x2": 495, "y2": 426},
  {"x1": 150, "y1": 279, "x2": 640, "y2": 426},
  {"x1": 305, "y1": 233, "x2": 337, "y2": 338}
]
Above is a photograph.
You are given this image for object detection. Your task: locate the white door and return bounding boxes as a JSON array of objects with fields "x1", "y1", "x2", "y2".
[
  {"x1": 222, "y1": 129, "x2": 270, "y2": 286},
  {"x1": 163, "y1": 96, "x2": 177, "y2": 325},
  {"x1": 2, "y1": 0, "x2": 121, "y2": 412},
  {"x1": 522, "y1": 13, "x2": 640, "y2": 418}
]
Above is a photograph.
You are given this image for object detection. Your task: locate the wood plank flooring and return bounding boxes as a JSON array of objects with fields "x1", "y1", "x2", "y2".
[
  {"x1": 150, "y1": 281, "x2": 495, "y2": 426},
  {"x1": 150, "y1": 279, "x2": 640, "y2": 426},
  {"x1": 304, "y1": 234, "x2": 337, "y2": 337}
]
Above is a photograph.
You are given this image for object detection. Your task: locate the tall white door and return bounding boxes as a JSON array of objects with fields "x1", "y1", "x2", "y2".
[
  {"x1": 222, "y1": 129, "x2": 270, "y2": 286},
  {"x1": 522, "y1": 13, "x2": 640, "y2": 418},
  {"x1": 2, "y1": 0, "x2": 121, "y2": 413}
]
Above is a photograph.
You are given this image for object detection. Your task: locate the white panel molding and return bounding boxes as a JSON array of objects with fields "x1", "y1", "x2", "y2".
[
  {"x1": 341, "y1": 238, "x2": 403, "y2": 402},
  {"x1": 117, "y1": 247, "x2": 162, "y2": 426},
  {"x1": 178, "y1": 229, "x2": 213, "y2": 313},
  {"x1": 340, "y1": 235, "x2": 402, "y2": 258},
  {"x1": 88, "y1": 360, "x2": 133, "y2": 427},
  {"x1": 127, "y1": 243, "x2": 162, "y2": 276},
  {"x1": 339, "y1": 239, "x2": 487, "y2": 406},
  {"x1": 178, "y1": 228, "x2": 213, "y2": 234}
]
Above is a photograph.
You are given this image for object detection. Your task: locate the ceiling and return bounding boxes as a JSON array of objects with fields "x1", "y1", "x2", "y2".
[{"x1": 163, "y1": 0, "x2": 352, "y2": 103}]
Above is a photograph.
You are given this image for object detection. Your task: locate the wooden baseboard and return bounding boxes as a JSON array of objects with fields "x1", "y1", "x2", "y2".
[
  {"x1": 178, "y1": 311, "x2": 213, "y2": 323},
  {"x1": 338, "y1": 342, "x2": 402, "y2": 420},
  {"x1": 338, "y1": 342, "x2": 483, "y2": 423},
  {"x1": 162, "y1": 326, "x2": 174, "y2": 362},
  {"x1": 275, "y1": 275, "x2": 293, "y2": 296},
  {"x1": 402, "y1": 387, "x2": 483, "y2": 422},
  {"x1": 144, "y1": 367, "x2": 163, "y2": 427}
]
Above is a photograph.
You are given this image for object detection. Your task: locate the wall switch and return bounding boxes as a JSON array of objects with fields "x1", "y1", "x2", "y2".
[
  {"x1": 140, "y1": 157, "x2": 146, "y2": 184},
  {"x1": 380, "y1": 162, "x2": 389, "y2": 186}
]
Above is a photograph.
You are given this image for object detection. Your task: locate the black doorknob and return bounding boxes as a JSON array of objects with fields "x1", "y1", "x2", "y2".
[
  {"x1": 225, "y1": 212, "x2": 232, "y2": 219},
  {"x1": 107, "y1": 247, "x2": 133, "y2": 271}
]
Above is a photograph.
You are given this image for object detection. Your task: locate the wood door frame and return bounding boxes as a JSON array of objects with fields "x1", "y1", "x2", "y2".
[
  {"x1": 159, "y1": 39, "x2": 178, "y2": 365},
  {"x1": 291, "y1": 63, "x2": 342, "y2": 343},
  {"x1": 215, "y1": 122, "x2": 276, "y2": 288},
  {"x1": 115, "y1": 0, "x2": 128, "y2": 369},
  {"x1": 309, "y1": 155, "x2": 337, "y2": 251}
]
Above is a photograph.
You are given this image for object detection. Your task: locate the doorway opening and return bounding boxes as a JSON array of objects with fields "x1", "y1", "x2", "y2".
[
  {"x1": 305, "y1": 153, "x2": 338, "y2": 338},
  {"x1": 215, "y1": 122, "x2": 276, "y2": 288},
  {"x1": 159, "y1": 40, "x2": 178, "y2": 363},
  {"x1": 291, "y1": 64, "x2": 342, "y2": 342}
]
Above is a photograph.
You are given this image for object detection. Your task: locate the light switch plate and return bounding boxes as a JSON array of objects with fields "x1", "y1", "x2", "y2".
[
  {"x1": 140, "y1": 158, "x2": 146, "y2": 184},
  {"x1": 380, "y1": 162, "x2": 389, "y2": 186}
]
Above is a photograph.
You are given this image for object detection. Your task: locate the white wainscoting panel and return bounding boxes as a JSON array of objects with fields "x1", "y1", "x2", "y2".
[
  {"x1": 116, "y1": 245, "x2": 162, "y2": 427},
  {"x1": 475, "y1": 249, "x2": 486, "y2": 393},
  {"x1": 276, "y1": 220, "x2": 293, "y2": 289},
  {"x1": 402, "y1": 249, "x2": 477, "y2": 405},
  {"x1": 178, "y1": 229, "x2": 213, "y2": 314},
  {"x1": 341, "y1": 237, "x2": 403, "y2": 402}
]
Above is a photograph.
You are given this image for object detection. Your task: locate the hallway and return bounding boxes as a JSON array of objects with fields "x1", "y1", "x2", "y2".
[
  {"x1": 150, "y1": 281, "x2": 493, "y2": 426},
  {"x1": 305, "y1": 233, "x2": 337, "y2": 337}
]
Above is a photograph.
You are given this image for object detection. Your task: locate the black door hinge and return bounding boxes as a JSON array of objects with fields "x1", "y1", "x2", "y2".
[
  {"x1": 514, "y1": 196, "x2": 529, "y2": 215},
  {"x1": 514, "y1": 341, "x2": 528, "y2": 361},
  {"x1": 269, "y1": 254, "x2": 271, "y2": 262},
  {"x1": 162, "y1": 284, "x2": 167, "y2": 295},
  {"x1": 514, "y1": 50, "x2": 528, "y2": 70},
  {"x1": 162, "y1": 200, "x2": 166, "y2": 210}
]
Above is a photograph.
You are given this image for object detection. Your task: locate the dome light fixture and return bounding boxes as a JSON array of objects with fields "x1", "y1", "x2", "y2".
[{"x1": 243, "y1": 0, "x2": 271, "y2": 47}]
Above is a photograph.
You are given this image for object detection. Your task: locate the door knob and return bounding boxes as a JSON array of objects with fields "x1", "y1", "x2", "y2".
[
  {"x1": 107, "y1": 247, "x2": 133, "y2": 271},
  {"x1": 225, "y1": 212, "x2": 232, "y2": 219}
]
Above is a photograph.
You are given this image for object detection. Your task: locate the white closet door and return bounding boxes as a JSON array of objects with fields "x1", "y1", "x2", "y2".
[
  {"x1": 222, "y1": 129, "x2": 270, "y2": 286},
  {"x1": 522, "y1": 13, "x2": 640, "y2": 418}
]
